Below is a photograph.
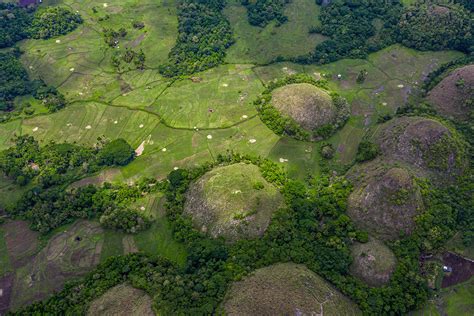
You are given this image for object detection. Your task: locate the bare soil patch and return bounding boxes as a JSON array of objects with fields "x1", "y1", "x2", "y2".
[
  {"x1": 0, "y1": 274, "x2": 14, "y2": 315},
  {"x1": 272, "y1": 83, "x2": 336, "y2": 131},
  {"x1": 3, "y1": 220, "x2": 39, "y2": 268},
  {"x1": 427, "y1": 64, "x2": 474, "y2": 121},
  {"x1": 442, "y1": 252, "x2": 474, "y2": 288},
  {"x1": 88, "y1": 283, "x2": 155, "y2": 316},
  {"x1": 9, "y1": 221, "x2": 104, "y2": 311}
]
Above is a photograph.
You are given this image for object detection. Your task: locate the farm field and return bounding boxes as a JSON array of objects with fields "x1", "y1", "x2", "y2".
[{"x1": 0, "y1": 0, "x2": 472, "y2": 314}]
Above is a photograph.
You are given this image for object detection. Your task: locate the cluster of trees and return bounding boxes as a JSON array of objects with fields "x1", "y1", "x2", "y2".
[
  {"x1": 111, "y1": 48, "x2": 146, "y2": 71},
  {"x1": 398, "y1": 2, "x2": 472, "y2": 53},
  {"x1": 0, "y1": 50, "x2": 32, "y2": 111},
  {"x1": 306, "y1": 0, "x2": 402, "y2": 64},
  {"x1": 0, "y1": 136, "x2": 134, "y2": 187},
  {"x1": 0, "y1": 3, "x2": 33, "y2": 48},
  {"x1": 241, "y1": 0, "x2": 289, "y2": 27},
  {"x1": 355, "y1": 140, "x2": 380, "y2": 162},
  {"x1": 29, "y1": 6, "x2": 83, "y2": 39},
  {"x1": 102, "y1": 27, "x2": 127, "y2": 48},
  {"x1": 256, "y1": 74, "x2": 349, "y2": 140},
  {"x1": 159, "y1": 0, "x2": 233, "y2": 77},
  {"x1": 9, "y1": 180, "x2": 154, "y2": 234}
]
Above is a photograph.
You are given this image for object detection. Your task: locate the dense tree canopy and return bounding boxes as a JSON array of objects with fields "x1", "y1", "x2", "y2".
[
  {"x1": 398, "y1": 2, "x2": 473, "y2": 52},
  {"x1": 29, "y1": 6, "x2": 83, "y2": 39},
  {"x1": 0, "y1": 50, "x2": 33, "y2": 111},
  {"x1": 97, "y1": 138, "x2": 135, "y2": 166},
  {"x1": 159, "y1": 0, "x2": 233, "y2": 77},
  {"x1": 241, "y1": 0, "x2": 289, "y2": 27},
  {"x1": 0, "y1": 3, "x2": 33, "y2": 48}
]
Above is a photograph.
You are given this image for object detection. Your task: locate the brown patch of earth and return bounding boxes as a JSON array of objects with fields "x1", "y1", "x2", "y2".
[
  {"x1": 427, "y1": 64, "x2": 474, "y2": 121},
  {"x1": 8, "y1": 221, "x2": 104, "y2": 311},
  {"x1": 3, "y1": 220, "x2": 39, "y2": 268},
  {"x1": 0, "y1": 274, "x2": 14, "y2": 315},
  {"x1": 442, "y1": 252, "x2": 474, "y2": 288}
]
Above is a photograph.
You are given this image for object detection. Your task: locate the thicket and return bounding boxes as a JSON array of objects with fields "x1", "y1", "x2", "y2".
[
  {"x1": 306, "y1": 0, "x2": 402, "y2": 64},
  {"x1": 241, "y1": 0, "x2": 289, "y2": 27},
  {"x1": 397, "y1": 2, "x2": 473, "y2": 53},
  {"x1": 159, "y1": 0, "x2": 233, "y2": 77},
  {"x1": 256, "y1": 74, "x2": 349, "y2": 141},
  {"x1": 0, "y1": 50, "x2": 32, "y2": 111},
  {"x1": 355, "y1": 140, "x2": 380, "y2": 162},
  {"x1": 0, "y1": 136, "x2": 134, "y2": 187},
  {"x1": 0, "y1": 3, "x2": 33, "y2": 48},
  {"x1": 29, "y1": 6, "x2": 83, "y2": 39}
]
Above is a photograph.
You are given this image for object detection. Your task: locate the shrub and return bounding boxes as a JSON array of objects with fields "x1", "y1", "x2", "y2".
[
  {"x1": 100, "y1": 208, "x2": 151, "y2": 233},
  {"x1": 355, "y1": 140, "x2": 380, "y2": 162},
  {"x1": 97, "y1": 139, "x2": 135, "y2": 166}
]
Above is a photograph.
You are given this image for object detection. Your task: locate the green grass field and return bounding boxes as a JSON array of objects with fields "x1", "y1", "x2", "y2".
[{"x1": 224, "y1": 0, "x2": 326, "y2": 64}]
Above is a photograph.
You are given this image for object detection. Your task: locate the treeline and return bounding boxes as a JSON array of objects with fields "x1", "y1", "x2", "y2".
[
  {"x1": 159, "y1": 0, "x2": 233, "y2": 77},
  {"x1": 0, "y1": 136, "x2": 134, "y2": 187},
  {"x1": 0, "y1": 136, "x2": 150, "y2": 234},
  {"x1": 241, "y1": 0, "x2": 290, "y2": 27}
]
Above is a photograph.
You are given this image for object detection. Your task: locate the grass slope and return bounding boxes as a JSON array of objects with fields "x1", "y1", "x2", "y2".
[
  {"x1": 224, "y1": 0, "x2": 326, "y2": 64},
  {"x1": 184, "y1": 163, "x2": 283, "y2": 242},
  {"x1": 222, "y1": 263, "x2": 361, "y2": 315}
]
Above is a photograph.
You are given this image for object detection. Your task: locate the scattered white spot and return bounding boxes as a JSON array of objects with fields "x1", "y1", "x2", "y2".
[
  {"x1": 162, "y1": 148, "x2": 167, "y2": 152},
  {"x1": 66, "y1": 123, "x2": 72, "y2": 127},
  {"x1": 78, "y1": 92, "x2": 83, "y2": 96},
  {"x1": 337, "y1": 74, "x2": 342, "y2": 79},
  {"x1": 114, "y1": 120, "x2": 118, "y2": 124},
  {"x1": 242, "y1": 115, "x2": 248, "y2": 119},
  {"x1": 32, "y1": 127, "x2": 39, "y2": 132},
  {"x1": 85, "y1": 125, "x2": 92, "y2": 130},
  {"x1": 140, "y1": 206, "x2": 145, "y2": 211},
  {"x1": 279, "y1": 158, "x2": 289, "y2": 163},
  {"x1": 249, "y1": 139, "x2": 256, "y2": 144},
  {"x1": 282, "y1": 67, "x2": 288, "y2": 71},
  {"x1": 207, "y1": 135, "x2": 213, "y2": 140},
  {"x1": 69, "y1": 68, "x2": 75, "y2": 72},
  {"x1": 103, "y1": 3, "x2": 108, "y2": 7},
  {"x1": 174, "y1": 167, "x2": 179, "y2": 171},
  {"x1": 382, "y1": 102, "x2": 388, "y2": 106},
  {"x1": 193, "y1": 126, "x2": 197, "y2": 130},
  {"x1": 29, "y1": 66, "x2": 33, "y2": 70},
  {"x1": 222, "y1": 83, "x2": 228, "y2": 87},
  {"x1": 135, "y1": 141, "x2": 145, "y2": 156},
  {"x1": 139, "y1": 124, "x2": 144, "y2": 128},
  {"x1": 55, "y1": 40, "x2": 61, "y2": 44},
  {"x1": 232, "y1": 190, "x2": 242, "y2": 194},
  {"x1": 397, "y1": 84, "x2": 404, "y2": 88}
]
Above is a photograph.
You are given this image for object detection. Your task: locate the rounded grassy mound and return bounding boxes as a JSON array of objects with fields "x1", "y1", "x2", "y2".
[
  {"x1": 374, "y1": 116, "x2": 467, "y2": 180},
  {"x1": 347, "y1": 164, "x2": 423, "y2": 241},
  {"x1": 222, "y1": 263, "x2": 360, "y2": 315},
  {"x1": 350, "y1": 238, "x2": 397, "y2": 287},
  {"x1": 184, "y1": 163, "x2": 283, "y2": 242},
  {"x1": 272, "y1": 83, "x2": 336, "y2": 131},
  {"x1": 88, "y1": 283, "x2": 155, "y2": 316},
  {"x1": 427, "y1": 64, "x2": 474, "y2": 121}
]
